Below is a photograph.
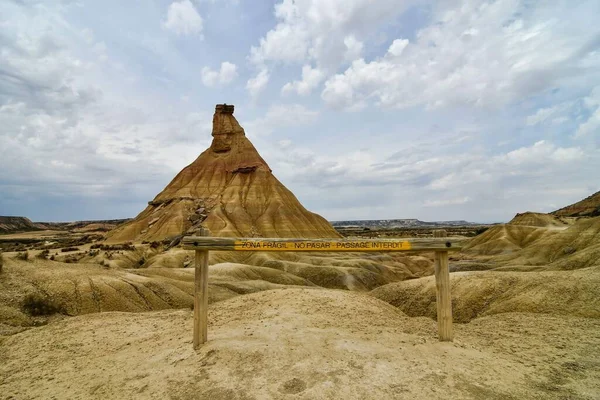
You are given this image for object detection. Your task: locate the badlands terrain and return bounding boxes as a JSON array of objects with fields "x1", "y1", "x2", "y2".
[{"x1": 1, "y1": 105, "x2": 599, "y2": 399}]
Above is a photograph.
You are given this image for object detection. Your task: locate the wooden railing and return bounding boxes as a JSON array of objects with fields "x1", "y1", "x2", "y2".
[{"x1": 183, "y1": 229, "x2": 462, "y2": 349}]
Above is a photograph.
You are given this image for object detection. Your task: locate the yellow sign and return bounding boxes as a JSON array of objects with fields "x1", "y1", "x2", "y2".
[{"x1": 233, "y1": 240, "x2": 412, "y2": 251}]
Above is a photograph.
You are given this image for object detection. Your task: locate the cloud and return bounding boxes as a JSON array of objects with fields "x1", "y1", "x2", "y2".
[
  {"x1": 248, "y1": 0, "x2": 414, "y2": 69},
  {"x1": 575, "y1": 86, "x2": 600, "y2": 139},
  {"x1": 526, "y1": 106, "x2": 560, "y2": 126},
  {"x1": 424, "y1": 197, "x2": 471, "y2": 207},
  {"x1": 163, "y1": 0, "x2": 203, "y2": 36},
  {"x1": 281, "y1": 65, "x2": 325, "y2": 95},
  {"x1": 245, "y1": 104, "x2": 319, "y2": 136},
  {"x1": 343, "y1": 35, "x2": 364, "y2": 62},
  {"x1": 498, "y1": 140, "x2": 584, "y2": 165},
  {"x1": 201, "y1": 61, "x2": 238, "y2": 86},
  {"x1": 0, "y1": 2, "x2": 214, "y2": 219},
  {"x1": 266, "y1": 133, "x2": 597, "y2": 221},
  {"x1": 321, "y1": 0, "x2": 600, "y2": 110},
  {"x1": 246, "y1": 68, "x2": 270, "y2": 98},
  {"x1": 2, "y1": 0, "x2": 599, "y2": 223},
  {"x1": 387, "y1": 39, "x2": 408, "y2": 57}
]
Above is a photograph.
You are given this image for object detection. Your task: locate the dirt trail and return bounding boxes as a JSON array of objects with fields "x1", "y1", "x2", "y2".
[{"x1": 1, "y1": 288, "x2": 598, "y2": 399}]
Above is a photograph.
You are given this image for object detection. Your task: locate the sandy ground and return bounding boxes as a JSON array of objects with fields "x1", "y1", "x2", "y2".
[{"x1": 1, "y1": 288, "x2": 599, "y2": 400}]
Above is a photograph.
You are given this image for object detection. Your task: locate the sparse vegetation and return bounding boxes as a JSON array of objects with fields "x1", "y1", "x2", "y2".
[
  {"x1": 61, "y1": 247, "x2": 80, "y2": 253},
  {"x1": 0, "y1": 251, "x2": 3, "y2": 273},
  {"x1": 474, "y1": 227, "x2": 489, "y2": 236},
  {"x1": 0, "y1": 234, "x2": 103, "y2": 253},
  {"x1": 37, "y1": 249, "x2": 50, "y2": 259},
  {"x1": 64, "y1": 254, "x2": 82, "y2": 263},
  {"x1": 90, "y1": 242, "x2": 135, "y2": 251},
  {"x1": 22, "y1": 293, "x2": 63, "y2": 316},
  {"x1": 15, "y1": 251, "x2": 29, "y2": 261}
]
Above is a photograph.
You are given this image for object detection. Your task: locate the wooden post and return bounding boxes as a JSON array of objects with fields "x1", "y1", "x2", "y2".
[
  {"x1": 193, "y1": 227, "x2": 210, "y2": 350},
  {"x1": 433, "y1": 230, "x2": 453, "y2": 341}
]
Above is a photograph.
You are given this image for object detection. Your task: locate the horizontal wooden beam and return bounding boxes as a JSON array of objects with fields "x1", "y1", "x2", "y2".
[{"x1": 182, "y1": 236, "x2": 463, "y2": 252}]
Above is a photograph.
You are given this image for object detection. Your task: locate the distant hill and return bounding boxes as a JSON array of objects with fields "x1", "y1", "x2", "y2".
[
  {"x1": 38, "y1": 219, "x2": 131, "y2": 232},
  {"x1": 552, "y1": 190, "x2": 600, "y2": 217},
  {"x1": 330, "y1": 219, "x2": 481, "y2": 229},
  {"x1": 0, "y1": 217, "x2": 45, "y2": 234},
  {"x1": 0, "y1": 217, "x2": 130, "y2": 235}
]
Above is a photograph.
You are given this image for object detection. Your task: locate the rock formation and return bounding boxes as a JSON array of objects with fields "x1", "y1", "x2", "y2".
[
  {"x1": 107, "y1": 104, "x2": 340, "y2": 242},
  {"x1": 552, "y1": 190, "x2": 600, "y2": 217}
]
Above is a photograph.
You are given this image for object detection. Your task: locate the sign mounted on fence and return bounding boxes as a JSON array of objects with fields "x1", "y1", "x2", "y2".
[
  {"x1": 183, "y1": 230, "x2": 461, "y2": 349},
  {"x1": 233, "y1": 240, "x2": 412, "y2": 251},
  {"x1": 182, "y1": 237, "x2": 459, "y2": 252}
]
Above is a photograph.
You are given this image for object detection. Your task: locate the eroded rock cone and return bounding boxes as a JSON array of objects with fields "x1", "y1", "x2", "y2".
[{"x1": 107, "y1": 104, "x2": 340, "y2": 242}]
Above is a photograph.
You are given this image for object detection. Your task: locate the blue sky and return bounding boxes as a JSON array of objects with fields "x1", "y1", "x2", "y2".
[{"x1": 1, "y1": 0, "x2": 599, "y2": 223}]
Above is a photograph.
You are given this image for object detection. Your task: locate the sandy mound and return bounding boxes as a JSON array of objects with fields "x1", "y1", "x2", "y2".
[
  {"x1": 1, "y1": 289, "x2": 598, "y2": 399},
  {"x1": 462, "y1": 224, "x2": 552, "y2": 255},
  {"x1": 370, "y1": 266, "x2": 600, "y2": 322},
  {"x1": 107, "y1": 104, "x2": 339, "y2": 242},
  {"x1": 462, "y1": 216, "x2": 600, "y2": 271},
  {"x1": 0, "y1": 249, "x2": 435, "y2": 334},
  {"x1": 501, "y1": 216, "x2": 600, "y2": 270}
]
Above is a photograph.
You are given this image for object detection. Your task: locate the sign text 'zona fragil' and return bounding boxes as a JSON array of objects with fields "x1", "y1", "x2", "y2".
[{"x1": 233, "y1": 240, "x2": 412, "y2": 251}]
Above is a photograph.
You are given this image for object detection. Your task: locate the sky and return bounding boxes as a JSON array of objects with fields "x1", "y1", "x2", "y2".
[{"x1": 0, "y1": 0, "x2": 599, "y2": 223}]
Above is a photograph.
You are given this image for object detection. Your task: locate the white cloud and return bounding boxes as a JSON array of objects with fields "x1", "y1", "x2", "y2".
[
  {"x1": 499, "y1": 140, "x2": 584, "y2": 165},
  {"x1": 343, "y1": 35, "x2": 364, "y2": 62},
  {"x1": 0, "y1": 2, "x2": 214, "y2": 219},
  {"x1": 246, "y1": 68, "x2": 270, "y2": 98},
  {"x1": 201, "y1": 61, "x2": 238, "y2": 86},
  {"x1": 526, "y1": 106, "x2": 559, "y2": 126},
  {"x1": 265, "y1": 133, "x2": 594, "y2": 220},
  {"x1": 387, "y1": 38, "x2": 408, "y2": 57},
  {"x1": 424, "y1": 197, "x2": 471, "y2": 207},
  {"x1": 246, "y1": 104, "x2": 319, "y2": 136},
  {"x1": 281, "y1": 65, "x2": 325, "y2": 95},
  {"x1": 575, "y1": 86, "x2": 600, "y2": 139},
  {"x1": 249, "y1": 0, "x2": 414, "y2": 69},
  {"x1": 321, "y1": 0, "x2": 600, "y2": 110},
  {"x1": 163, "y1": 0, "x2": 203, "y2": 36}
]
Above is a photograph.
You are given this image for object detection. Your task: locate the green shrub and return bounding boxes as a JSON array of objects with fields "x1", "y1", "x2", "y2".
[
  {"x1": 22, "y1": 294, "x2": 63, "y2": 316},
  {"x1": 474, "y1": 227, "x2": 489, "y2": 236},
  {"x1": 15, "y1": 251, "x2": 29, "y2": 261}
]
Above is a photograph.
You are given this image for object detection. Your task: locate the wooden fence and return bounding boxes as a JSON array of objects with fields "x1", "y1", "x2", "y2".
[{"x1": 182, "y1": 229, "x2": 461, "y2": 349}]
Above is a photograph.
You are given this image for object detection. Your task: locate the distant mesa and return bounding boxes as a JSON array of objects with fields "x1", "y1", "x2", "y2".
[{"x1": 106, "y1": 104, "x2": 340, "y2": 242}]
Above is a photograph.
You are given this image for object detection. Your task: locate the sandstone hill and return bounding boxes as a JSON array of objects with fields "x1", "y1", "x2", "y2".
[
  {"x1": 107, "y1": 104, "x2": 339, "y2": 242},
  {"x1": 508, "y1": 211, "x2": 569, "y2": 227},
  {"x1": 552, "y1": 190, "x2": 600, "y2": 217}
]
